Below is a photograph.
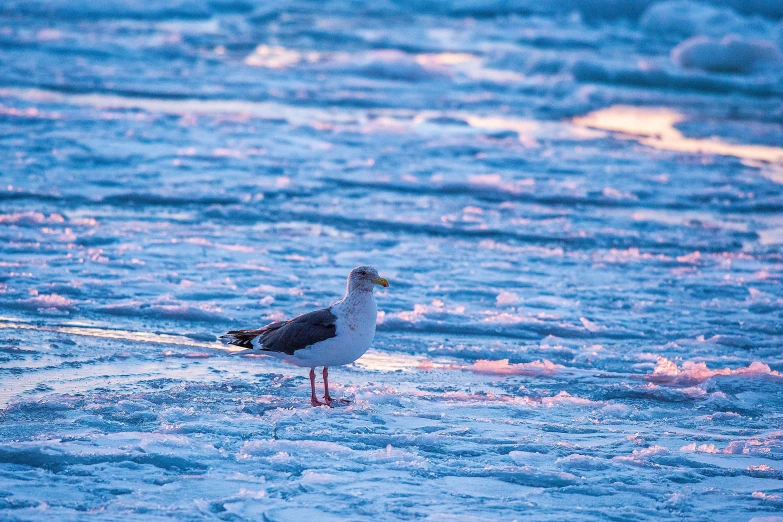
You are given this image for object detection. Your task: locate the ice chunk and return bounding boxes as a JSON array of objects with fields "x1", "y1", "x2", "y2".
[
  {"x1": 672, "y1": 35, "x2": 783, "y2": 73},
  {"x1": 467, "y1": 358, "x2": 562, "y2": 376},
  {"x1": 556, "y1": 454, "x2": 610, "y2": 471},
  {"x1": 541, "y1": 391, "x2": 598, "y2": 406},
  {"x1": 19, "y1": 293, "x2": 75, "y2": 311},
  {"x1": 358, "y1": 50, "x2": 447, "y2": 82},
  {"x1": 496, "y1": 291, "x2": 519, "y2": 306},
  {"x1": 641, "y1": 1, "x2": 759, "y2": 39},
  {"x1": 647, "y1": 356, "x2": 782, "y2": 385}
]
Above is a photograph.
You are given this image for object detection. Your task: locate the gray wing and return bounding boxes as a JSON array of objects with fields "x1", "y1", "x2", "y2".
[
  {"x1": 260, "y1": 308, "x2": 337, "y2": 355},
  {"x1": 221, "y1": 308, "x2": 337, "y2": 356}
]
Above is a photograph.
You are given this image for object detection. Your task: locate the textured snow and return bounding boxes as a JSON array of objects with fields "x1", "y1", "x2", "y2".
[{"x1": 1, "y1": 0, "x2": 783, "y2": 520}]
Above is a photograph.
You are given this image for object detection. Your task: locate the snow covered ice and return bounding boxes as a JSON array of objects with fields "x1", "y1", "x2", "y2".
[{"x1": 1, "y1": 0, "x2": 783, "y2": 520}]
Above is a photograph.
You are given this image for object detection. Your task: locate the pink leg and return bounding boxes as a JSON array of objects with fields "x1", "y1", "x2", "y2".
[
  {"x1": 323, "y1": 367, "x2": 351, "y2": 404},
  {"x1": 310, "y1": 368, "x2": 328, "y2": 407},
  {"x1": 323, "y1": 367, "x2": 333, "y2": 404}
]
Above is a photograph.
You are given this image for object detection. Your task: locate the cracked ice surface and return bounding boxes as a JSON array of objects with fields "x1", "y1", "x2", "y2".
[{"x1": 1, "y1": 0, "x2": 783, "y2": 519}]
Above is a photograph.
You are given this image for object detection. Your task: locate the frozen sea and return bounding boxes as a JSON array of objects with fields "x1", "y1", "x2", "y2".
[{"x1": 1, "y1": 1, "x2": 783, "y2": 520}]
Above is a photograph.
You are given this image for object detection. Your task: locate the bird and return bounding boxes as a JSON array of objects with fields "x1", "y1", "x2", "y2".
[{"x1": 220, "y1": 266, "x2": 389, "y2": 406}]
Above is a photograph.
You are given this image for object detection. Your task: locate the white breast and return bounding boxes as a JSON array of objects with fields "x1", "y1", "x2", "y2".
[{"x1": 284, "y1": 291, "x2": 377, "y2": 368}]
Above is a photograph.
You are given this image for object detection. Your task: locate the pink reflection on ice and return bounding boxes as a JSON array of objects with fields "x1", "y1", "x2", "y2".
[
  {"x1": 646, "y1": 356, "x2": 782, "y2": 385},
  {"x1": 574, "y1": 105, "x2": 783, "y2": 163},
  {"x1": 465, "y1": 358, "x2": 562, "y2": 376}
]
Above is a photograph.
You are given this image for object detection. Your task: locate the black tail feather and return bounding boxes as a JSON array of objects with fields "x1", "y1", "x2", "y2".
[
  {"x1": 219, "y1": 330, "x2": 257, "y2": 349},
  {"x1": 219, "y1": 321, "x2": 287, "y2": 351}
]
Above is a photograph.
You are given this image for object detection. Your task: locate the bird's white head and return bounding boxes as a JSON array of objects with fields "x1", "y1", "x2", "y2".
[{"x1": 347, "y1": 265, "x2": 389, "y2": 293}]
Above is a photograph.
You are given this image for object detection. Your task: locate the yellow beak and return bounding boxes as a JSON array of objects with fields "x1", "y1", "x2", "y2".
[{"x1": 372, "y1": 276, "x2": 389, "y2": 288}]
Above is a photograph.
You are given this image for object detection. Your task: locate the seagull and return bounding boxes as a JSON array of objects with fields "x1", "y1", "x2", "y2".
[{"x1": 220, "y1": 266, "x2": 389, "y2": 406}]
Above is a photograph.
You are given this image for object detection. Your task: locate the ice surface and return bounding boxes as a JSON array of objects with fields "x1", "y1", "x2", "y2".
[{"x1": 1, "y1": 0, "x2": 783, "y2": 520}]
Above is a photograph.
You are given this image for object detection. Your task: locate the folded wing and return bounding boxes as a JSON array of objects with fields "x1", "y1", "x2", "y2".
[{"x1": 220, "y1": 308, "x2": 338, "y2": 355}]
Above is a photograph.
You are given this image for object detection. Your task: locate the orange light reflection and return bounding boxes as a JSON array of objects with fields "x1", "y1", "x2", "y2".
[{"x1": 574, "y1": 105, "x2": 783, "y2": 163}]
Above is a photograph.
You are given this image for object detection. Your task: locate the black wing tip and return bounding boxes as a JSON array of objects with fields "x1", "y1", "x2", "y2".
[{"x1": 219, "y1": 331, "x2": 256, "y2": 349}]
